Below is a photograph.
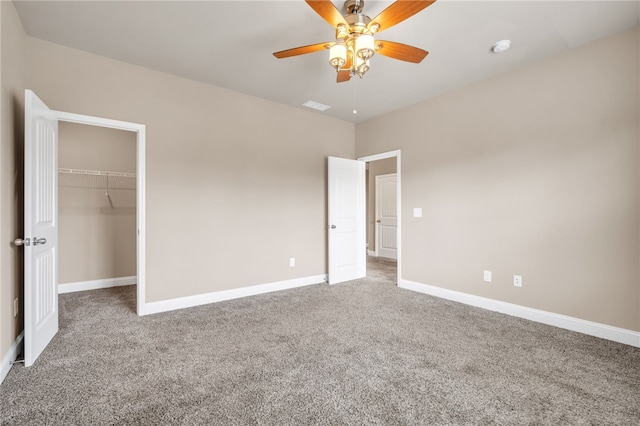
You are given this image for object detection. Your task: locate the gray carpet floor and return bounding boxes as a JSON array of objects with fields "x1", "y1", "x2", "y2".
[{"x1": 1, "y1": 257, "x2": 639, "y2": 425}]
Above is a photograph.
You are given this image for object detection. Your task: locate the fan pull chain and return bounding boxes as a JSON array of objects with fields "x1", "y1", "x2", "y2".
[{"x1": 352, "y1": 78, "x2": 358, "y2": 115}]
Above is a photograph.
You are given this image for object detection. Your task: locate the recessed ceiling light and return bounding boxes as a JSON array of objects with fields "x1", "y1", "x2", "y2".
[
  {"x1": 491, "y1": 40, "x2": 511, "y2": 53},
  {"x1": 302, "y1": 100, "x2": 331, "y2": 111}
]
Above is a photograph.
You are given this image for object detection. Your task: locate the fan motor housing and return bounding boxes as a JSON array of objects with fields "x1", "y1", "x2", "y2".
[
  {"x1": 345, "y1": 13, "x2": 371, "y2": 34},
  {"x1": 344, "y1": 0, "x2": 365, "y2": 14}
]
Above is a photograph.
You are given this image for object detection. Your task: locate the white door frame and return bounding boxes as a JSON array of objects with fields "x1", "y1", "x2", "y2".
[
  {"x1": 54, "y1": 111, "x2": 146, "y2": 315},
  {"x1": 358, "y1": 150, "x2": 401, "y2": 283}
]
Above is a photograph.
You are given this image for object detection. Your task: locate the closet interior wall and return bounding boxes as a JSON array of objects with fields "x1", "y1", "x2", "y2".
[{"x1": 58, "y1": 122, "x2": 137, "y2": 287}]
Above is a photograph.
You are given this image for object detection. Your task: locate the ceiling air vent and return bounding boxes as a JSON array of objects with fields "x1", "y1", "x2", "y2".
[{"x1": 302, "y1": 100, "x2": 331, "y2": 111}]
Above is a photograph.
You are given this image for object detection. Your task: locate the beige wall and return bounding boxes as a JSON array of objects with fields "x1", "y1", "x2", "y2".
[
  {"x1": 367, "y1": 158, "x2": 396, "y2": 252},
  {"x1": 26, "y1": 37, "x2": 355, "y2": 303},
  {"x1": 356, "y1": 28, "x2": 640, "y2": 332},
  {"x1": 0, "y1": 1, "x2": 26, "y2": 365},
  {"x1": 58, "y1": 122, "x2": 137, "y2": 284}
]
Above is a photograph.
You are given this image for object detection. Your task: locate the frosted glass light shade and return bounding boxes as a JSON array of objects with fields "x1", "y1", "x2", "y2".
[
  {"x1": 329, "y1": 44, "x2": 347, "y2": 70},
  {"x1": 356, "y1": 34, "x2": 375, "y2": 60}
]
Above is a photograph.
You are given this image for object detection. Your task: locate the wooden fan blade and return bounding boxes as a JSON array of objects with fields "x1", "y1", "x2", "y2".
[
  {"x1": 306, "y1": 0, "x2": 349, "y2": 28},
  {"x1": 375, "y1": 40, "x2": 428, "y2": 63},
  {"x1": 273, "y1": 42, "x2": 333, "y2": 59},
  {"x1": 368, "y1": 0, "x2": 436, "y2": 33},
  {"x1": 337, "y1": 70, "x2": 351, "y2": 83},
  {"x1": 337, "y1": 55, "x2": 353, "y2": 83}
]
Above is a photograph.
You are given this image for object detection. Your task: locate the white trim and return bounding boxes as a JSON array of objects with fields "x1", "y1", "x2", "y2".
[
  {"x1": 140, "y1": 274, "x2": 327, "y2": 316},
  {"x1": 358, "y1": 150, "x2": 401, "y2": 163},
  {"x1": 399, "y1": 279, "x2": 640, "y2": 348},
  {"x1": 358, "y1": 150, "x2": 401, "y2": 283},
  {"x1": 58, "y1": 276, "x2": 137, "y2": 294},
  {"x1": 135, "y1": 126, "x2": 146, "y2": 316},
  {"x1": 367, "y1": 250, "x2": 376, "y2": 256},
  {"x1": 55, "y1": 111, "x2": 144, "y2": 132},
  {"x1": 54, "y1": 110, "x2": 146, "y2": 317},
  {"x1": 1, "y1": 332, "x2": 24, "y2": 385}
]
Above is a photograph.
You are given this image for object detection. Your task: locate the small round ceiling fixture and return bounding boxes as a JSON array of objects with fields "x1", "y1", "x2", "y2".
[{"x1": 491, "y1": 40, "x2": 511, "y2": 53}]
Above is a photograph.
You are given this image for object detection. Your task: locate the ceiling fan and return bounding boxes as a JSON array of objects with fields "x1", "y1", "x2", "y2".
[{"x1": 273, "y1": 0, "x2": 436, "y2": 83}]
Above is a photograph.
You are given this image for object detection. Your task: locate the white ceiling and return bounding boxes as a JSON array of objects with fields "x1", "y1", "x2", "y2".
[{"x1": 13, "y1": 1, "x2": 640, "y2": 123}]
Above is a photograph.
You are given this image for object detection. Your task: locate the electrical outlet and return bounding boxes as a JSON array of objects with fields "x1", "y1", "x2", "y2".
[
  {"x1": 13, "y1": 298, "x2": 19, "y2": 317},
  {"x1": 514, "y1": 275, "x2": 522, "y2": 287},
  {"x1": 483, "y1": 270, "x2": 492, "y2": 282},
  {"x1": 289, "y1": 257, "x2": 295, "y2": 267}
]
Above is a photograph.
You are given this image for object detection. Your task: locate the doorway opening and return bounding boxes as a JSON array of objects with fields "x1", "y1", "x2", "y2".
[
  {"x1": 358, "y1": 151, "x2": 400, "y2": 285},
  {"x1": 57, "y1": 122, "x2": 137, "y2": 311},
  {"x1": 55, "y1": 111, "x2": 146, "y2": 315}
]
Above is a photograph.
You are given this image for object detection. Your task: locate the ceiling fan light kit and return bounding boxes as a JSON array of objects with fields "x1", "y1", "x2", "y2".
[
  {"x1": 274, "y1": 0, "x2": 436, "y2": 83},
  {"x1": 329, "y1": 43, "x2": 347, "y2": 70}
]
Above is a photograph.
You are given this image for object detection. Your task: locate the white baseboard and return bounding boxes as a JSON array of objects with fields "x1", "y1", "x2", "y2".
[
  {"x1": 1, "y1": 332, "x2": 24, "y2": 385},
  {"x1": 58, "y1": 276, "x2": 137, "y2": 294},
  {"x1": 367, "y1": 250, "x2": 376, "y2": 256},
  {"x1": 140, "y1": 274, "x2": 327, "y2": 316},
  {"x1": 399, "y1": 279, "x2": 640, "y2": 348}
]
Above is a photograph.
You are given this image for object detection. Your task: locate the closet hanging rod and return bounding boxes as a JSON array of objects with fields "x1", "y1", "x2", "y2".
[{"x1": 58, "y1": 168, "x2": 136, "y2": 178}]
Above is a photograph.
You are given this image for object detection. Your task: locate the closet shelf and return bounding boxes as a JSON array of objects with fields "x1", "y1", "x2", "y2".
[
  {"x1": 58, "y1": 168, "x2": 136, "y2": 178},
  {"x1": 58, "y1": 168, "x2": 136, "y2": 191}
]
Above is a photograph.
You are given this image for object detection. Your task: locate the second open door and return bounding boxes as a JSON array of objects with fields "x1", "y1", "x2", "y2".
[{"x1": 327, "y1": 156, "x2": 366, "y2": 284}]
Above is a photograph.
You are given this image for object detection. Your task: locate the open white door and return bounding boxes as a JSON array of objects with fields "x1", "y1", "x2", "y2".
[
  {"x1": 375, "y1": 173, "x2": 398, "y2": 259},
  {"x1": 328, "y1": 156, "x2": 365, "y2": 284},
  {"x1": 23, "y1": 90, "x2": 59, "y2": 366}
]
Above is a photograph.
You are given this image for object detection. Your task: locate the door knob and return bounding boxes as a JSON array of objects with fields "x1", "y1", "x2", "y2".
[
  {"x1": 14, "y1": 238, "x2": 30, "y2": 247},
  {"x1": 376, "y1": 219, "x2": 381, "y2": 223},
  {"x1": 33, "y1": 238, "x2": 47, "y2": 246},
  {"x1": 330, "y1": 225, "x2": 336, "y2": 229}
]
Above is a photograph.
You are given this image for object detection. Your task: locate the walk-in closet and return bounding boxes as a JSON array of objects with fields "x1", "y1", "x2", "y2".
[{"x1": 58, "y1": 122, "x2": 137, "y2": 293}]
